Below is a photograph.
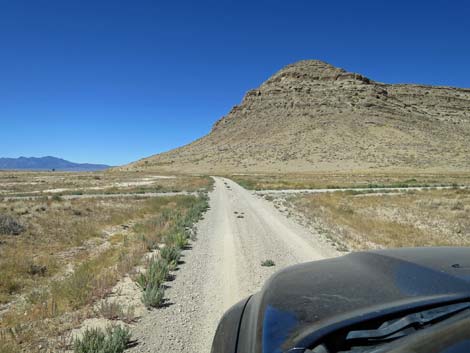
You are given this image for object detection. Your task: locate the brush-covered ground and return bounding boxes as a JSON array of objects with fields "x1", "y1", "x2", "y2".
[
  {"x1": 0, "y1": 171, "x2": 210, "y2": 198},
  {"x1": 269, "y1": 187, "x2": 470, "y2": 252},
  {"x1": 0, "y1": 172, "x2": 212, "y2": 353},
  {"x1": 230, "y1": 171, "x2": 470, "y2": 190}
]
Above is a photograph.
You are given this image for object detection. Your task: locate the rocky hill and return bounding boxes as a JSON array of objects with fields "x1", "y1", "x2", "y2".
[
  {"x1": 0, "y1": 156, "x2": 110, "y2": 171},
  {"x1": 125, "y1": 60, "x2": 470, "y2": 173}
]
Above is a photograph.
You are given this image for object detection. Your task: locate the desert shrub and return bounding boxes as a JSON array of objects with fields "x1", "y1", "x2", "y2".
[
  {"x1": 160, "y1": 246, "x2": 181, "y2": 268},
  {"x1": 141, "y1": 235, "x2": 159, "y2": 251},
  {"x1": 51, "y1": 194, "x2": 63, "y2": 202},
  {"x1": 172, "y1": 231, "x2": 189, "y2": 249},
  {"x1": 27, "y1": 263, "x2": 47, "y2": 276},
  {"x1": 261, "y1": 259, "x2": 275, "y2": 267},
  {"x1": 97, "y1": 300, "x2": 136, "y2": 323},
  {"x1": 185, "y1": 193, "x2": 209, "y2": 223},
  {"x1": 0, "y1": 214, "x2": 24, "y2": 235},
  {"x1": 73, "y1": 325, "x2": 131, "y2": 353},
  {"x1": 51, "y1": 262, "x2": 95, "y2": 311},
  {"x1": 450, "y1": 201, "x2": 465, "y2": 211},
  {"x1": 142, "y1": 284, "x2": 165, "y2": 308},
  {"x1": 134, "y1": 194, "x2": 210, "y2": 309},
  {"x1": 116, "y1": 250, "x2": 139, "y2": 275},
  {"x1": 2, "y1": 275, "x2": 22, "y2": 295},
  {"x1": 136, "y1": 257, "x2": 169, "y2": 308},
  {"x1": 136, "y1": 258, "x2": 169, "y2": 290},
  {"x1": 97, "y1": 300, "x2": 124, "y2": 320}
]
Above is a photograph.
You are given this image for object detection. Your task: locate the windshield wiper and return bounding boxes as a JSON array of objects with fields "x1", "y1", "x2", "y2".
[
  {"x1": 345, "y1": 302, "x2": 470, "y2": 342},
  {"x1": 306, "y1": 302, "x2": 470, "y2": 353}
]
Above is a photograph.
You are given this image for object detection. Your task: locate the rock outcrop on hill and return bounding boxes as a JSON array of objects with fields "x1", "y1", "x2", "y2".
[{"x1": 126, "y1": 60, "x2": 470, "y2": 173}]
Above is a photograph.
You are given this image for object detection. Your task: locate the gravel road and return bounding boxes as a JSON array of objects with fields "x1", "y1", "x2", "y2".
[{"x1": 130, "y1": 177, "x2": 337, "y2": 353}]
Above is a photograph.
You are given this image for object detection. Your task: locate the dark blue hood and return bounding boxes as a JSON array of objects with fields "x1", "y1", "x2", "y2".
[{"x1": 236, "y1": 247, "x2": 470, "y2": 353}]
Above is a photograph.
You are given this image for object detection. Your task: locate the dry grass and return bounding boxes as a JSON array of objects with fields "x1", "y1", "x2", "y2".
[
  {"x1": 290, "y1": 188, "x2": 470, "y2": 251},
  {"x1": 0, "y1": 171, "x2": 210, "y2": 352},
  {"x1": 0, "y1": 171, "x2": 212, "y2": 197},
  {"x1": 0, "y1": 197, "x2": 145, "y2": 304},
  {"x1": 0, "y1": 195, "x2": 207, "y2": 352},
  {"x1": 230, "y1": 171, "x2": 470, "y2": 190}
]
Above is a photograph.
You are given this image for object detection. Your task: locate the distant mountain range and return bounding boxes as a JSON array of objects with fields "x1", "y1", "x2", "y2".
[{"x1": 0, "y1": 156, "x2": 111, "y2": 171}]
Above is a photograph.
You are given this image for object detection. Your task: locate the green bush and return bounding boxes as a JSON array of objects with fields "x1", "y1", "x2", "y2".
[
  {"x1": 160, "y1": 246, "x2": 181, "y2": 268},
  {"x1": 173, "y1": 231, "x2": 189, "y2": 249},
  {"x1": 135, "y1": 194, "x2": 209, "y2": 309},
  {"x1": 73, "y1": 325, "x2": 131, "y2": 353},
  {"x1": 136, "y1": 258, "x2": 169, "y2": 290},
  {"x1": 142, "y1": 284, "x2": 165, "y2": 308},
  {"x1": 261, "y1": 259, "x2": 276, "y2": 267}
]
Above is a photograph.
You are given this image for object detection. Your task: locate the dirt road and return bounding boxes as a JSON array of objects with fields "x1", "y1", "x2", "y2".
[{"x1": 130, "y1": 177, "x2": 337, "y2": 353}]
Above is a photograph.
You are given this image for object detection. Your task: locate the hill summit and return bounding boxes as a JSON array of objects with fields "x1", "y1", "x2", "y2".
[{"x1": 127, "y1": 60, "x2": 470, "y2": 173}]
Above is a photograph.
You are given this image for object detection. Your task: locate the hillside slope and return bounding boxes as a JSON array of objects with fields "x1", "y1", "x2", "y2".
[{"x1": 126, "y1": 60, "x2": 470, "y2": 173}]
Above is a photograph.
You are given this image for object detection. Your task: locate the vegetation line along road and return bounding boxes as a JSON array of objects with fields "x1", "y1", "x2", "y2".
[
  {"x1": 2, "y1": 191, "x2": 197, "y2": 201},
  {"x1": 0, "y1": 174, "x2": 212, "y2": 353},
  {"x1": 129, "y1": 177, "x2": 337, "y2": 353},
  {"x1": 254, "y1": 185, "x2": 469, "y2": 194}
]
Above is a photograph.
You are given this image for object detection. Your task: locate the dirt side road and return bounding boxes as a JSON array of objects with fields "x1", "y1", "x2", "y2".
[{"x1": 130, "y1": 177, "x2": 337, "y2": 353}]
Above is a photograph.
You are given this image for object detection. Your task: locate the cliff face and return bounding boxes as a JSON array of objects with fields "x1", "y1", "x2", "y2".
[{"x1": 126, "y1": 60, "x2": 470, "y2": 173}]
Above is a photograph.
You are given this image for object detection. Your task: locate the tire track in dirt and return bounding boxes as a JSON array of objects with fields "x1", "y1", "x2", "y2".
[{"x1": 130, "y1": 177, "x2": 337, "y2": 353}]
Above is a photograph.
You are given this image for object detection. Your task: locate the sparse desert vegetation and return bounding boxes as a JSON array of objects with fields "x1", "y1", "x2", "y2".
[
  {"x1": 285, "y1": 188, "x2": 470, "y2": 251},
  {"x1": 261, "y1": 259, "x2": 275, "y2": 267},
  {"x1": 73, "y1": 325, "x2": 131, "y2": 353},
  {"x1": 0, "y1": 170, "x2": 211, "y2": 198},
  {"x1": 230, "y1": 171, "x2": 470, "y2": 190},
  {"x1": 124, "y1": 61, "x2": 470, "y2": 174},
  {"x1": 0, "y1": 171, "x2": 209, "y2": 352}
]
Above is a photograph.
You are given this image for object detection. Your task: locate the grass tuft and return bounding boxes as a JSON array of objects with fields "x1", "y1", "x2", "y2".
[
  {"x1": 136, "y1": 258, "x2": 169, "y2": 291},
  {"x1": 142, "y1": 284, "x2": 165, "y2": 308},
  {"x1": 160, "y1": 246, "x2": 181, "y2": 269},
  {"x1": 73, "y1": 325, "x2": 131, "y2": 353},
  {"x1": 96, "y1": 300, "x2": 136, "y2": 323},
  {"x1": 261, "y1": 259, "x2": 276, "y2": 267}
]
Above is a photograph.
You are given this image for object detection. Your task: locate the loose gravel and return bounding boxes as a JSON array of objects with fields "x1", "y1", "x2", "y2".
[{"x1": 129, "y1": 177, "x2": 337, "y2": 353}]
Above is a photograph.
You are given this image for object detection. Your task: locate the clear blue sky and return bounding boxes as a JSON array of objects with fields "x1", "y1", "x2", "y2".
[{"x1": 1, "y1": 0, "x2": 469, "y2": 166}]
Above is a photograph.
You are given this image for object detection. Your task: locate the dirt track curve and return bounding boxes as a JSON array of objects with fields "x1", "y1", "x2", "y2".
[{"x1": 130, "y1": 177, "x2": 337, "y2": 353}]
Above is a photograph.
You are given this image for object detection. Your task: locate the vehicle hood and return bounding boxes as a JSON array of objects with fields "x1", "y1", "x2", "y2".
[{"x1": 249, "y1": 247, "x2": 470, "y2": 353}]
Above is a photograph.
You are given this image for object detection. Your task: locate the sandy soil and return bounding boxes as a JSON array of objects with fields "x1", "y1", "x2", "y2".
[{"x1": 129, "y1": 177, "x2": 337, "y2": 353}]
